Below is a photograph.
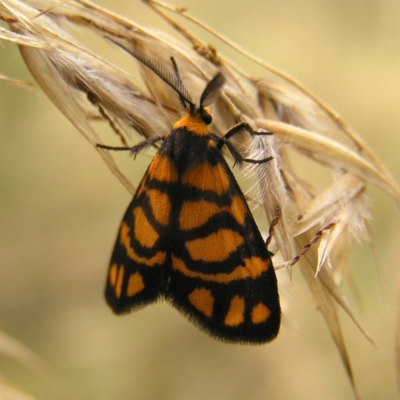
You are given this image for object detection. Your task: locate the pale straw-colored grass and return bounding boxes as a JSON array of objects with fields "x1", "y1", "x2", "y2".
[{"x1": 1, "y1": 1, "x2": 399, "y2": 399}]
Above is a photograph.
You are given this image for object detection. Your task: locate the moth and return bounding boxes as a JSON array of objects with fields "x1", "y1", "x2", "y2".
[{"x1": 99, "y1": 40, "x2": 280, "y2": 344}]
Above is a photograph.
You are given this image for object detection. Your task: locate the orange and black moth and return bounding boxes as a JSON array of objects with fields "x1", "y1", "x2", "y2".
[{"x1": 99, "y1": 40, "x2": 281, "y2": 344}]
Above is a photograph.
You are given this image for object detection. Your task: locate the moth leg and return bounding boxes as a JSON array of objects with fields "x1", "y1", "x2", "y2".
[
  {"x1": 97, "y1": 136, "x2": 165, "y2": 158},
  {"x1": 220, "y1": 122, "x2": 273, "y2": 142},
  {"x1": 87, "y1": 92, "x2": 130, "y2": 147},
  {"x1": 217, "y1": 122, "x2": 273, "y2": 166}
]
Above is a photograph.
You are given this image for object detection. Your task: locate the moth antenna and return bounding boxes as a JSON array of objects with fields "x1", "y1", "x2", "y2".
[
  {"x1": 105, "y1": 37, "x2": 193, "y2": 107},
  {"x1": 170, "y1": 57, "x2": 190, "y2": 110},
  {"x1": 200, "y1": 73, "x2": 225, "y2": 108}
]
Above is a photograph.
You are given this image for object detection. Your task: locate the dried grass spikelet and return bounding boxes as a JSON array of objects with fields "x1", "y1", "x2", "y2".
[{"x1": 1, "y1": 0, "x2": 400, "y2": 398}]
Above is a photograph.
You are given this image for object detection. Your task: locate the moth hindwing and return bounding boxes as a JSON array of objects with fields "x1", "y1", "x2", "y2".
[{"x1": 103, "y1": 52, "x2": 280, "y2": 344}]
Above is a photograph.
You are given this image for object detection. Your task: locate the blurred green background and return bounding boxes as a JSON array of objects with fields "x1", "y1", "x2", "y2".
[{"x1": 1, "y1": 0, "x2": 400, "y2": 399}]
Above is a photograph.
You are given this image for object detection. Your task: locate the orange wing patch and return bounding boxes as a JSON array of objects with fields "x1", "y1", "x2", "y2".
[
  {"x1": 108, "y1": 262, "x2": 127, "y2": 299},
  {"x1": 229, "y1": 196, "x2": 248, "y2": 225},
  {"x1": 148, "y1": 154, "x2": 178, "y2": 183},
  {"x1": 244, "y1": 256, "x2": 271, "y2": 276},
  {"x1": 181, "y1": 163, "x2": 230, "y2": 195},
  {"x1": 109, "y1": 263, "x2": 118, "y2": 287},
  {"x1": 133, "y1": 207, "x2": 159, "y2": 248},
  {"x1": 179, "y1": 197, "x2": 247, "y2": 231},
  {"x1": 120, "y1": 222, "x2": 166, "y2": 267},
  {"x1": 127, "y1": 272, "x2": 145, "y2": 297},
  {"x1": 251, "y1": 303, "x2": 271, "y2": 324},
  {"x1": 171, "y1": 256, "x2": 268, "y2": 283},
  {"x1": 185, "y1": 229, "x2": 244, "y2": 262},
  {"x1": 179, "y1": 200, "x2": 222, "y2": 230},
  {"x1": 224, "y1": 296, "x2": 245, "y2": 327},
  {"x1": 188, "y1": 287, "x2": 214, "y2": 317},
  {"x1": 147, "y1": 189, "x2": 171, "y2": 226}
]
